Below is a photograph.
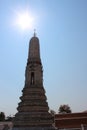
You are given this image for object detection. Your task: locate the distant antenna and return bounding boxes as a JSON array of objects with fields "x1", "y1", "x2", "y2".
[{"x1": 34, "y1": 29, "x2": 36, "y2": 37}]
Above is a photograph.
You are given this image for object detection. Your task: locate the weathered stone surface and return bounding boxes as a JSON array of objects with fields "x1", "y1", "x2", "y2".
[{"x1": 12, "y1": 34, "x2": 55, "y2": 130}]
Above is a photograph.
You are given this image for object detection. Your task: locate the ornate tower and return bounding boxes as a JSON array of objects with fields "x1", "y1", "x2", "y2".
[{"x1": 13, "y1": 33, "x2": 55, "y2": 130}]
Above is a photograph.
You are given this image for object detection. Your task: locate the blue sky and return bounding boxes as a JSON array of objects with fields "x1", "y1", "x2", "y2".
[{"x1": 0, "y1": 0, "x2": 87, "y2": 116}]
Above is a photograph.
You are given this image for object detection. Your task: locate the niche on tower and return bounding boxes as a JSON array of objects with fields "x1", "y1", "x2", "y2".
[{"x1": 31, "y1": 72, "x2": 34, "y2": 85}]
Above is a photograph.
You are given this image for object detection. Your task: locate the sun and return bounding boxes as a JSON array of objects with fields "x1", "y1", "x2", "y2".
[{"x1": 15, "y1": 11, "x2": 34, "y2": 30}]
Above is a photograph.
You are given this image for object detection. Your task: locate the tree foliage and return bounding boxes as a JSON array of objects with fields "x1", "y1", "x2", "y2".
[
  {"x1": 58, "y1": 104, "x2": 72, "y2": 114},
  {"x1": 50, "y1": 109, "x2": 56, "y2": 116},
  {"x1": 0, "y1": 112, "x2": 5, "y2": 121},
  {"x1": 6, "y1": 115, "x2": 13, "y2": 121}
]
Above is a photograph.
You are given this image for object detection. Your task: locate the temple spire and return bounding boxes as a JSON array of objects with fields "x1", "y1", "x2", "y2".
[{"x1": 12, "y1": 33, "x2": 55, "y2": 130}]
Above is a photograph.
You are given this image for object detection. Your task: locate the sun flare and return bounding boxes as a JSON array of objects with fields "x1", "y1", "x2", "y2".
[{"x1": 15, "y1": 11, "x2": 34, "y2": 30}]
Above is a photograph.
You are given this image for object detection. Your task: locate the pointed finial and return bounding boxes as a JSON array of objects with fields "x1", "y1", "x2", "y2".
[{"x1": 34, "y1": 29, "x2": 36, "y2": 37}]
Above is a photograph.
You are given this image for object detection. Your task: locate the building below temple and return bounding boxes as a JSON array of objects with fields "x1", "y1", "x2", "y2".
[
  {"x1": 55, "y1": 112, "x2": 87, "y2": 130},
  {"x1": 0, "y1": 112, "x2": 87, "y2": 130}
]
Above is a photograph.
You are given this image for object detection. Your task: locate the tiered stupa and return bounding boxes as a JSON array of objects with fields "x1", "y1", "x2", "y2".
[{"x1": 12, "y1": 32, "x2": 55, "y2": 130}]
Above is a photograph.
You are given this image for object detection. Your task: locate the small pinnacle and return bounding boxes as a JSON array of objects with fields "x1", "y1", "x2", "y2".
[{"x1": 34, "y1": 29, "x2": 36, "y2": 37}]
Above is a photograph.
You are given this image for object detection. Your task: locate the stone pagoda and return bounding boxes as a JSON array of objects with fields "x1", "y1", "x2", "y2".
[{"x1": 12, "y1": 32, "x2": 55, "y2": 130}]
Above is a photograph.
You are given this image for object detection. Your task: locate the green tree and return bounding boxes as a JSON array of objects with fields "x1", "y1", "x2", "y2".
[
  {"x1": 50, "y1": 109, "x2": 56, "y2": 116},
  {"x1": 58, "y1": 104, "x2": 72, "y2": 114},
  {"x1": 6, "y1": 116, "x2": 13, "y2": 121},
  {"x1": 0, "y1": 112, "x2": 5, "y2": 121}
]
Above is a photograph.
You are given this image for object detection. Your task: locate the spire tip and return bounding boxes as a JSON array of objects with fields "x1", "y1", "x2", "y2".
[{"x1": 34, "y1": 29, "x2": 36, "y2": 37}]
